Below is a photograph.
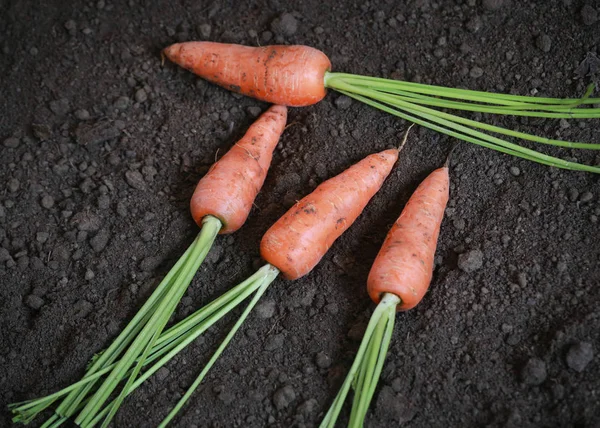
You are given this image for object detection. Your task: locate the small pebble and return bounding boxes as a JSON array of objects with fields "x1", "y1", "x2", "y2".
[
  {"x1": 90, "y1": 229, "x2": 110, "y2": 252},
  {"x1": 114, "y1": 96, "x2": 130, "y2": 110},
  {"x1": 24, "y1": 295, "x2": 45, "y2": 310},
  {"x1": 41, "y1": 195, "x2": 55, "y2": 209},
  {"x1": 255, "y1": 299, "x2": 276, "y2": 319},
  {"x1": 579, "y1": 192, "x2": 593, "y2": 202},
  {"x1": 8, "y1": 178, "x2": 20, "y2": 193},
  {"x1": 75, "y1": 109, "x2": 90, "y2": 120},
  {"x1": 36, "y1": 232, "x2": 50, "y2": 243},
  {"x1": 135, "y1": 88, "x2": 147, "y2": 103},
  {"x1": 246, "y1": 106, "x2": 262, "y2": 118},
  {"x1": 315, "y1": 352, "x2": 332, "y2": 369},
  {"x1": 521, "y1": 358, "x2": 547, "y2": 385},
  {"x1": 466, "y1": 16, "x2": 482, "y2": 33},
  {"x1": 581, "y1": 4, "x2": 598, "y2": 26},
  {"x1": 85, "y1": 269, "x2": 95, "y2": 281},
  {"x1": 273, "y1": 385, "x2": 296, "y2": 409},
  {"x1": 535, "y1": 34, "x2": 552, "y2": 53},
  {"x1": 469, "y1": 66, "x2": 484, "y2": 79},
  {"x1": 458, "y1": 249, "x2": 484, "y2": 273},
  {"x1": 197, "y1": 23, "x2": 211, "y2": 38},
  {"x1": 568, "y1": 188, "x2": 579, "y2": 202},
  {"x1": 125, "y1": 170, "x2": 146, "y2": 190},
  {"x1": 509, "y1": 166, "x2": 520, "y2": 176},
  {"x1": 264, "y1": 333, "x2": 284, "y2": 351},
  {"x1": 49, "y1": 98, "x2": 70, "y2": 116},
  {"x1": 482, "y1": 0, "x2": 505, "y2": 10},
  {"x1": 3, "y1": 137, "x2": 20, "y2": 148},
  {"x1": 566, "y1": 342, "x2": 594, "y2": 372},
  {"x1": 271, "y1": 13, "x2": 298, "y2": 36},
  {"x1": 334, "y1": 95, "x2": 352, "y2": 109}
]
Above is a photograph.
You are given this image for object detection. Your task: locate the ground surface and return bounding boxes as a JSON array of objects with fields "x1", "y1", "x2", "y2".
[{"x1": 1, "y1": 0, "x2": 599, "y2": 427}]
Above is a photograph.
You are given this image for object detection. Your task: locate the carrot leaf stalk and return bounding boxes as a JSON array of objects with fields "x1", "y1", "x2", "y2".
[
  {"x1": 320, "y1": 293, "x2": 400, "y2": 428},
  {"x1": 73, "y1": 216, "x2": 221, "y2": 428},
  {"x1": 9, "y1": 216, "x2": 221, "y2": 426},
  {"x1": 158, "y1": 264, "x2": 279, "y2": 427},
  {"x1": 324, "y1": 73, "x2": 600, "y2": 173}
]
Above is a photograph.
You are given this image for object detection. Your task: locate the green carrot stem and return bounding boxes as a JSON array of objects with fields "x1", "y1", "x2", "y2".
[
  {"x1": 74, "y1": 216, "x2": 221, "y2": 426},
  {"x1": 319, "y1": 294, "x2": 400, "y2": 428},
  {"x1": 348, "y1": 301, "x2": 396, "y2": 427},
  {"x1": 326, "y1": 72, "x2": 600, "y2": 106},
  {"x1": 332, "y1": 82, "x2": 600, "y2": 173},
  {"x1": 158, "y1": 265, "x2": 279, "y2": 427},
  {"x1": 56, "y1": 236, "x2": 194, "y2": 418}
]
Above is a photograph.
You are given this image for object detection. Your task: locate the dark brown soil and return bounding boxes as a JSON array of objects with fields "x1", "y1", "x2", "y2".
[{"x1": 1, "y1": 0, "x2": 599, "y2": 427}]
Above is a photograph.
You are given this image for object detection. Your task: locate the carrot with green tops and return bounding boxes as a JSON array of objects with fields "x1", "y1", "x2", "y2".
[
  {"x1": 163, "y1": 41, "x2": 600, "y2": 173},
  {"x1": 9, "y1": 105, "x2": 288, "y2": 428},
  {"x1": 321, "y1": 153, "x2": 450, "y2": 428}
]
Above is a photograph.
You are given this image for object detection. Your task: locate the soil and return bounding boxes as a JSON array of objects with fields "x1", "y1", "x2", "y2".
[{"x1": 1, "y1": 0, "x2": 599, "y2": 427}]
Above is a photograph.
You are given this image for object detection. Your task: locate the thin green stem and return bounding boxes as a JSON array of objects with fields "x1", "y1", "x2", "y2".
[
  {"x1": 75, "y1": 216, "x2": 221, "y2": 426},
  {"x1": 87, "y1": 265, "x2": 279, "y2": 427},
  {"x1": 158, "y1": 266, "x2": 279, "y2": 427},
  {"x1": 319, "y1": 294, "x2": 400, "y2": 428},
  {"x1": 349, "y1": 301, "x2": 397, "y2": 428},
  {"x1": 56, "y1": 238, "x2": 195, "y2": 418},
  {"x1": 325, "y1": 72, "x2": 600, "y2": 106},
  {"x1": 367, "y1": 86, "x2": 600, "y2": 117},
  {"x1": 332, "y1": 82, "x2": 600, "y2": 173}
]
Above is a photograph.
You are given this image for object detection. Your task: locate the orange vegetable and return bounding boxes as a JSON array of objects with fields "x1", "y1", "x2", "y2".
[
  {"x1": 190, "y1": 105, "x2": 288, "y2": 233},
  {"x1": 163, "y1": 42, "x2": 331, "y2": 107},
  {"x1": 367, "y1": 164, "x2": 449, "y2": 310},
  {"x1": 261, "y1": 149, "x2": 398, "y2": 280}
]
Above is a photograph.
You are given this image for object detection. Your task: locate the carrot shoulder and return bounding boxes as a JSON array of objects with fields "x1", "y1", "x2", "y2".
[
  {"x1": 163, "y1": 42, "x2": 331, "y2": 107},
  {"x1": 190, "y1": 105, "x2": 287, "y2": 234},
  {"x1": 261, "y1": 149, "x2": 398, "y2": 280},
  {"x1": 367, "y1": 166, "x2": 449, "y2": 310}
]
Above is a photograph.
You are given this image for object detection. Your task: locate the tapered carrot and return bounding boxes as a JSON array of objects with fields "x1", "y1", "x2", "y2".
[
  {"x1": 191, "y1": 104, "x2": 287, "y2": 233},
  {"x1": 163, "y1": 42, "x2": 331, "y2": 107},
  {"x1": 321, "y1": 154, "x2": 450, "y2": 428},
  {"x1": 9, "y1": 105, "x2": 288, "y2": 427},
  {"x1": 261, "y1": 149, "x2": 398, "y2": 279},
  {"x1": 367, "y1": 163, "x2": 449, "y2": 310},
  {"x1": 164, "y1": 41, "x2": 600, "y2": 173}
]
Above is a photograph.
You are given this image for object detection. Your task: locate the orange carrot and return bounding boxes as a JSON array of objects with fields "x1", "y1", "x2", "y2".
[
  {"x1": 261, "y1": 148, "x2": 398, "y2": 280},
  {"x1": 191, "y1": 104, "x2": 287, "y2": 233},
  {"x1": 163, "y1": 42, "x2": 331, "y2": 106},
  {"x1": 367, "y1": 164, "x2": 449, "y2": 310},
  {"x1": 322, "y1": 155, "x2": 450, "y2": 428}
]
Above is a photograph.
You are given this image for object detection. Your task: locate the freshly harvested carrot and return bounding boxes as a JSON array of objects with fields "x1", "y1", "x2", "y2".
[
  {"x1": 164, "y1": 41, "x2": 600, "y2": 173},
  {"x1": 191, "y1": 104, "x2": 287, "y2": 233},
  {"x1": 367, "y1": 163, "x2": 449, "y2": 310},
  {"x1": 261, "y1": 149, "x2": 398, "y2": 279},
  {"x1": 321, "y1": 155, "x2": 450, "y2": 428},
  {"x1": 163, "y1": 42, "x2": 331, "y2": 107},
  {"x1": 9, "y1": 105, "x2": 288, "y2": 428}
]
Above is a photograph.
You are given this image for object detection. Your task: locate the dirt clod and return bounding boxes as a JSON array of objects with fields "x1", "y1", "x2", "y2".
[{"x1": 566, "y1": 341, "x2": 594, "y2": 372}]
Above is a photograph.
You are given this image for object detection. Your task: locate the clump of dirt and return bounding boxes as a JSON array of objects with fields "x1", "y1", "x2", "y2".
[{"x1": 1, "y1": 0, "x2": 599, "y2": 427}]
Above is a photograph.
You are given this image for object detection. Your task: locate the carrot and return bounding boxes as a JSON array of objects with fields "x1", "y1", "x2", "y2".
[
  {"x1": 261, "y1": 148, "x2": 399, "y2": 280},
  {"x1": 164, "y1": 41, "x2": 600, "y2": 173},
  {"x1": 163, "y1": 42, "x2": 331, "y2": 107},
  {"x1": 321, "y1": 153, "x2": 450, "y2": 428},
  {"x1": 367, "y1": 163, "x2": 449, "y2": 310},
  {"x1": 191, "y1": 104, "x2": 287, "y2": 233},
  {"x1": 9, "y1": 105, "x2": 288, "y2": 428}
]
